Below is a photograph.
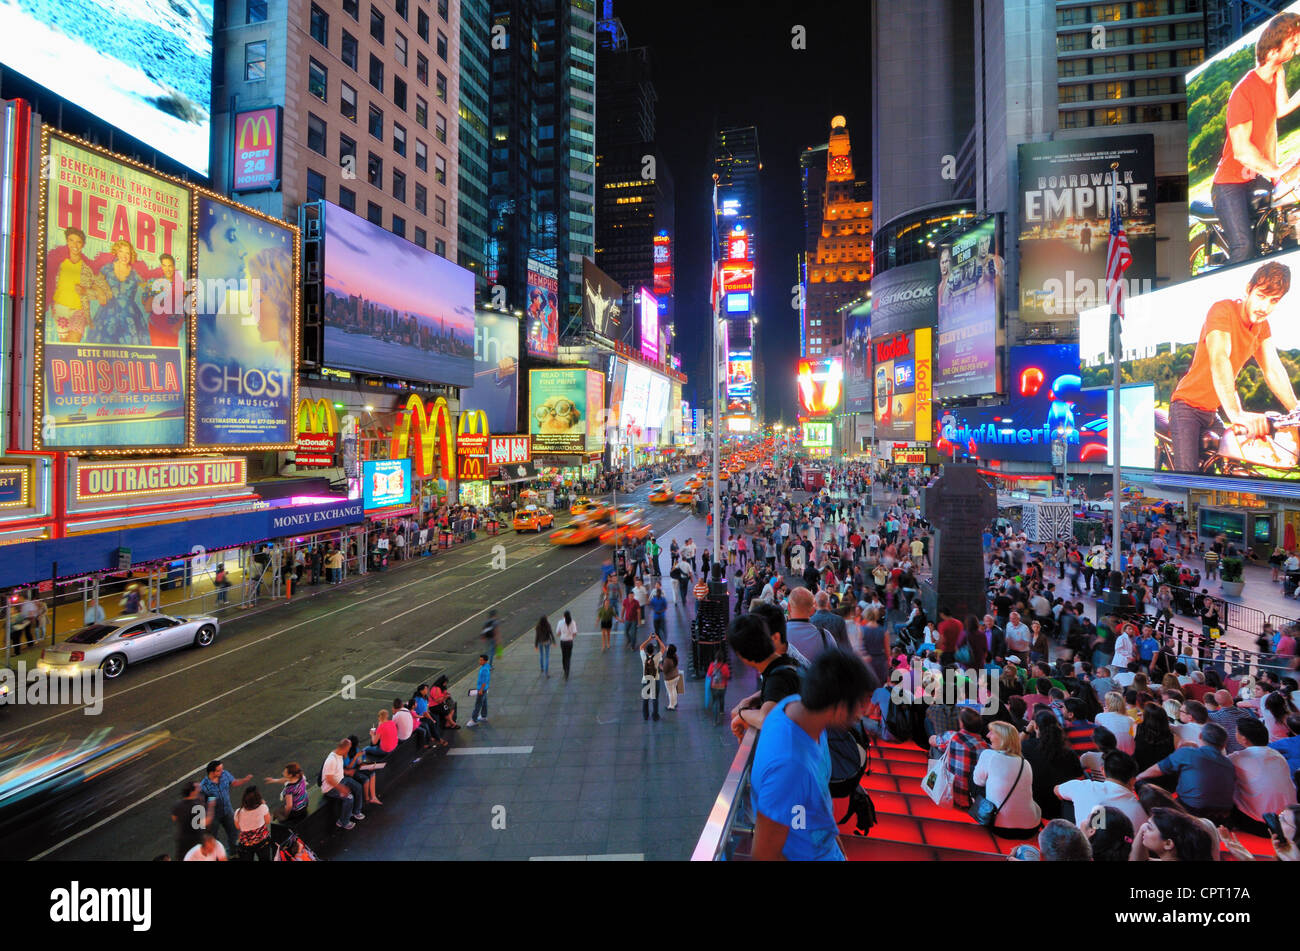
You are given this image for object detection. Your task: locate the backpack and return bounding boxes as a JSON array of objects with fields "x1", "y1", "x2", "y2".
[
  {"x1": 827, "y1": 723, "x2": 877, "y2": 836},
  {"x1": 644, "y1": 652, "x2": 658, "y2": 678}
]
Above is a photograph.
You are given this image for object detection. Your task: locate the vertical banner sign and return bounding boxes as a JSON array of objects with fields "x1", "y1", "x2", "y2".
[
  {"x1": 915, "y1": 327, "x2": 932, "y2": 446},
  {"x1": 1017, "y1": 135, "x2": 1155, "y2": 321},
  {"x1": 844, "y1": 300, "x2": 872, "y2": 412},
  {"x1": 525, "y1": 256, "x2": 558, "y2": 359},
  {"x1": 231, "y1": 107, "x2": 281, "y2": 193},
  {"x1": 193, "y1": 194, "x2": 297, "y2": 447},
  {"x1": 936, "y1": 216, "x2": 1002, "y2": 397},
  {"x1": 463, "y1": 310, "x2": 519, "y2": 434},
  {"x1": 38, "y1": 133, "x2": 190, "y2": 449},
  {"x1": 586, "y1": 369, "x2": 606, "y2": 453}
]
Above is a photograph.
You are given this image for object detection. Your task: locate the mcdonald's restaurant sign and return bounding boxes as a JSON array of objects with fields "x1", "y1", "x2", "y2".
[
  {"x1": 295, "y1": 398, "x2": 339, "y2": 467},
  {"x1": 457, "y1": 410, "x2": 489, "y2": 482},
  {"x1": 233, "y1": 106, "x2": 282, "y2": 192},
  {"x1": 390, "y1": 394, "x2": 455, "y2": 480}
]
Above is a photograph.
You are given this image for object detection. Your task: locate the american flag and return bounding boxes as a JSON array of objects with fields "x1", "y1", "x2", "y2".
[{"x1": 1106, "y1": 188, "x2": 1132, "y2": 319}]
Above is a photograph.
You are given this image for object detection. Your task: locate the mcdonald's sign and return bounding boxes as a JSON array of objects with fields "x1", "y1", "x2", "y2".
[
  {"x1": 232, "y1": 106, "x2": 281, "y2": 192},
  {"x1": 297, "y1": 398, "x2": 340, "y2": 435},
  {"x1": 456, "y1": 410, "x2": 489, "y2": 481},
  {"x1": 390, "y1": 394, "x2": 455, "y2": 479}
]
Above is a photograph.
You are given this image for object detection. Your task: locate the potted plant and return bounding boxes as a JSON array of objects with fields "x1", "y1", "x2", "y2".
[
  {"x1": 1159, "y1": 562, "x2": 1182, "y2": 588},
  {"x1": 1219, "y1": 556, "x2": 1245, "y2": 598}
]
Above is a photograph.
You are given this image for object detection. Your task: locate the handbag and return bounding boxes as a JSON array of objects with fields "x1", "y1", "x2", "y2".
[
  {"x1": 921, "y1": 746, "x2": 955, "y2": 808},
  {"x1": 969, "y1": 754, "x2": 1026, "y2": 828}
]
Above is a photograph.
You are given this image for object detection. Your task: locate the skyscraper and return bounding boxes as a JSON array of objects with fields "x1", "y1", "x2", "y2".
[
  {"x1": 459, "y1": 0, "x2": 492, "y2": 292},
  {"x1": 713, "y1": 125, "x2": 761, "y2": 266}
]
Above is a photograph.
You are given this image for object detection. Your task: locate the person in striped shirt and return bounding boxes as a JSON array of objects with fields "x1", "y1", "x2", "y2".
[{"x1": 1063, "y1": 698, "x2": 1098, "y2": 754}]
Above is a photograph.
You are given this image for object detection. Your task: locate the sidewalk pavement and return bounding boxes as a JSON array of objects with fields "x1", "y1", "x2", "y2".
[{"x1": 324, "y1": 508, "x2": 749, "y2": 861}]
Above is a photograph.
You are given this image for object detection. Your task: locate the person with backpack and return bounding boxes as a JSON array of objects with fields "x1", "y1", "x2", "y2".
[
  {"x1": 726, "y1": 613, "x2": 805, "y2": 740},
  {"x1": 707, "y1": 651, "x2": 732, "y2": 726},
  {"x1": 750, "y1": 648, "x2": 877, "y2": 860},
  {"x1": 640, "y1": 633, "x2": 665, "y2": 722},
  {"x1": 481, "y1": 609, "x2": 501, "y2": 669}
]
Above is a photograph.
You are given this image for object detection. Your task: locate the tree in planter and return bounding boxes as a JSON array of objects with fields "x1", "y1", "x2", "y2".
[
  {"x1": 1219, "y1": 556, "x2": 1244, "y2": 584},
  {"x1": 1159, "y1": 562, "x2": 1182, "y2": 588}
]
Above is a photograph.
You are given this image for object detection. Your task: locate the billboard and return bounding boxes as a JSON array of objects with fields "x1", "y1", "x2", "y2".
[
  {"x1": 869, "y1": 259, "x2": 939, "y2": 333},
  {"x1": 37, "y1": 134, "x2": 190, "y2": 449},
  {"x1": 581, "y1": 258, "x2": 623, "y2": 338},
  {"x1": 845, "y1": 300, "x2": 871, "y2": 412},
  {"x1": 232, "y1": 107, "x2": 281, "y2": 193},
  {"x1": 0, "y1": 2, "x2": 213, "y2": 176},
  {"x1": 720, "y1": 259, "x2": 754, "y2": 293},
  {"x1": 530, "y1": 367, "x2": 601, "y2": 453},
  {"x1": 1187, "y1": 4, "x2": 1300, "y2": 273},
  {"x1": 936, "y1": 216, "x2": 1002, "y2": 397},
  {"x1": 871, "y1": 329, "x2": 932, "y2": 442},
  {"x1": 322, "y1": 201, "x2": 475, "y2": 385},
  {"x1": 653, "y1": 232, "x2": 672, "y2": 302},
  {"x1": 645, "y1": 372, "x2": 670, "y2": 432},
  {"x1": 1018, "y1": 135, "x2": 1156, "y2": 320},
  {"x1": 797, "y1": 357, "x2": 844, "y2": 416},
  {"x1": 802, "y1": 420, "x2": 833, "y2": 448},
  {"x1": 639, "y1": 287, "x2": 660, "y2": 362},
  {"x1": 193, "y1": 195, "x2": 297, "y2": 447},
  {"x1": 727, "y1": 349, "x2": 754, "y2": 415},
  {"x1": 1081, "y1": 252, "x2": 1300, "y2": 479},
  {"x1": 525, "y1": 256, "x2": 559, "y2": 359},
  {"x1": 587, "y1": 369, "x2": 606, "y2": 452},
  {"x1": 462, "y1": 310, "x2": 519, "y2": 434},
  {"x1": 363, "y1": 458, "x2": 412, "y2": 510}
]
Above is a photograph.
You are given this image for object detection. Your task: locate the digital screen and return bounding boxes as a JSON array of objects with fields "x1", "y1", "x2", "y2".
[
  {"x1": 582, "y1": 258, "x2": 624, "y2": 338},
  {"x1": 802, "y1": 421, "x2": 833, "y2": 448},
  {"x1": 462, "y1": 310, "x2": 519, "y2": 435},
  {"x1": 1082, "y1": 252, "x2": 1300, "y2": 480},
  {"x1": 936, "y1": 216, "x2": 1002, "y2": 397},
  {"x1": 620, "y1": 362, "x2": 652, "y2": 444},
  {"x1": 323, "y1": 201, "x2": 475, "y2": 385},
  {"x1": 193, "y1": 195, "x2": 297, "y2": 447},
  {"x1": 530, "y1": 367, "x2": 599, "y2": 453},
  {"x1": 645, "y1": 373, "x2": 670, "y2": 430},
  {"x1": 0, "y1": 1, "x2": 214, "y2": 175},
  {"x1": 894, "y1": 360, "x2": 914, "y2": 388},
  {"x1": 798, "y1": 357, "x2": 844, "y2": 415},
  {"x1": 844, "y1": 301, "x2": 871, "y2": 412},
  {"x1": 232, "y1": 107, "x2": 280, "y2": 192},
  {"x1": 363, "y1": 458, "x2": 412, "y2": 510},
  {"x1": 639, "y1": 287, "x2": 660, "y2": 362},
  {"x1": 727, "y1": 416, "x2": 753, "y2": 433},
  {"x1": 726, "y1": 292, "x2": 750, "y2": 313},
  {"x1": 871, "y1": 331, "x2": 931, "y2": 442},
  {"x1": 525, "y1": 256, "x2": 559, "y2": 359},
  {"x1": 1187, "y1": 3, "x2": 1300, "y2": 274}
]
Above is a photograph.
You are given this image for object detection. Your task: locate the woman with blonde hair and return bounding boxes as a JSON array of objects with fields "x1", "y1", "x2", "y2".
[
  {"x1": 971, "y1": 721, "x2": 1042, "y2": 839},
  {"x1": 88, "y1": 239, "x2": 150, "y2": 345},
  {"x1": 1096, "y1": 691, "x2": 1136, "y2": 754}
]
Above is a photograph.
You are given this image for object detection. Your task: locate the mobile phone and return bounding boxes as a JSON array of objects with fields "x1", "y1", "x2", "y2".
[{"x1": 1263, "y1": 812, "x2": 1286, "y2": 842}]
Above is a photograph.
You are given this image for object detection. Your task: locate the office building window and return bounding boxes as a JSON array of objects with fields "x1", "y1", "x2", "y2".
[
  {"x1": 396, "y1": 0, "x2": 407, "y2": 19},
  {"x1": 368, "y1": 201, "x2": 383, "y2": 226},
  {"x1": 414, "y1": 227, "x2": 427, "y2": 248},
  {"x1": 393, "y1": 169, "x2": 406, "y2": 202},
  {"x1": 310, "y1": 4, "x2": 329, "y2": 45},
  {"x1": 308, "y1": 59, "x2": 327, "y2": 100},
  {"x1": 343, "y1": 0, "x2": 358, "y2": 19},
  {"x1": 392, "y1": 214, "x2": 405, "y2": 237},
  {"x1": 434, "y1": 112, "x2": 446, "y2": 143},
  {"x1": 434, "y1": 194, "x2": 445, "y2": 226},
  {"x1": 415, "y1": 140, "x2": 427, "y2": 171},
  {"x1": 1057, "y1": 5, "x2": 1086, "y2": 24},
  {"x1": 341, "y1": 82, "x2": 357, "y2": 121},
  {"x1": 247, "y1": 0, "x2": 267, "y2": 23},
  {"x1": 307, "y1": 113, "x2": 327, "y2": 154},
  {"x1": 417, "y1": 53, "x2": 429, "y2": 85},
  {"x1": 1057, "y1": 33, "x2": 1086, "y2": 52},
  {"x1": 1060, "y1": 110, "x2": 1087, "y2": 129},
  {"x1": 369, "y1": 54, "x2": 384, "y2": 92},
  {"x1": 437, "y1": 0, "x2": 448, "y2": 20},
  {"x1": 436, "y1": 30, "x2": 448, "y2": 61},
  {"x1": 416, "y1": 97, "x2": 428, "y2": 127},
  {"x1": 415, "y1": 183, "x2": 427, "y2": 214},
  {"x1": 394, "y1": 123, "x2": 407, "y2": 156},
  {"x1": 1058, "y1": 58, "x2": 1085, "y2": 77},
  {"x1": 434, "y1": 154, "x2": 445, "y2": 184},
  {"x1": 342, "y1": 31, "x2": 358, "y2": 69},
  {"x1": 306, "y1": 168, "x2": 326, "y2": 201},
  {"x1": 1103, "y1": 81, "x2": 1124, "y2": 100},
  {"x1": 368, "y1": 152, "x2": 383, "y2": 186},
  {"x1": 1099, "y1": 56, "x2": 1125, "y2": 73},
  {"x1": 369, "y1": 104, "x2": 383, "y2": 140},
  {"x1": 339, "y1": 132, "x2": 356, "y2": 171},
  {"x1": 1060, "y1": 84, "x2": 1088, "y2": 103},
  {"x1": 1176, "y1": 48, "x2": 1204, "y2": 68},
  {"x1": 1094, "y1": 3, "x2": 1123, "y2": 21},
  {"x1": 435, "y1": 70, "x2": 447, "y2": 102},
  {"x1": 394, "y1": 77, "x2": 407, "y2": 110},
  {"x1": 396, "y1": 32, "x2": 408, "y2": 67},
  {"x1": 245, "y1": 41, "x2": 267, "y2": 81},
  {"x1": 339, "y1": 186, "x2": 356, "y2": 212},
  {"x1": 1093, "y1": 107, "x2": 1126, "y2": 125},
  {"x1": 370, "y1": 7, "x2": 384, "y2": 42},
  {"x1": 434, "y1": 237, "x2": 446, "y2": 257},
  {"x1": 418, "y1": 8, "x2": 429, "y2": 40}
]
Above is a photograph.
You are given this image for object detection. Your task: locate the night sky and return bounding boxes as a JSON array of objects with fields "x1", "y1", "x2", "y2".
[{"x1": 614, "y1": 0, "x2": 870, "y2": 424}]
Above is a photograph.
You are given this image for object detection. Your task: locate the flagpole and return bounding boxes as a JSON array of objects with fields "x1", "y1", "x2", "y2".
[{"x1": 1109, "y1": 161, "x2": 1124, "y2": 587}]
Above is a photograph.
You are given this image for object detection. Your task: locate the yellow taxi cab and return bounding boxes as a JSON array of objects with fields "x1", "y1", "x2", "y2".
[
  {"x1": 570, "y1": 496, "x2": 607, "y2": 518},
  {"x1": 599, "y1": 518, "x2": 652, "y2": 545},
  {"x1": 549, "y1": 514, "x2": 606, "y2": 545},
  {"x1": 675, "y1": 489, "x2": 698, "y2": 505},
  {"x1": 649, "y1": 484, "x2": 674, "y2": 503},
  {"x1": 512, "y1": 505, "x2": 554, "y2": 532},
  {"x1": 684, "y1": 476, "x2": 704, "y2": 490}
]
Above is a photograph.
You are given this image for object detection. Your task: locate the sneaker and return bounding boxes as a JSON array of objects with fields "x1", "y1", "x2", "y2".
[
  {"x1": 352, "y1": 812, "x2": 365, "y2": 821},
  {"x1": 465, "y1": 719, "x2": 477, "y2": 727},
  {"x1": 338, "y1": 821, "x2": 357, "y2": 830},
  {"x1": 478, "y1": 715, "x2": 488, "y2": 721},
  {"x1": 652, "y1": 714, "x2": 660, "y2": 721}
]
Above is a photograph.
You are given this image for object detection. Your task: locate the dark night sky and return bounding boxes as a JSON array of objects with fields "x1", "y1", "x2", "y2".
[{"x1": 614, "y1": 0, "x2": 870, "y2": 424}]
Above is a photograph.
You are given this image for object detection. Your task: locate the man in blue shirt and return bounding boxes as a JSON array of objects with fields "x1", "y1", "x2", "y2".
[
  {"x1": 750, "y1": 649, "x2": 875, "y2": 861},
  {"x1": 466, "y1": 654, "x2": 491, "y2": 727},
  {"x1": 199, "y1": 760, "x2": 253, "y2": 849},
  {"x1": 1135, "y1": 722, "x2": 1237, "y2": 824},
  {"x1": 1270, "y1": 712, "x2": 1300, "y2": 773},
  {"x1": 1136, "y1": 626, "x2": 1160, "y2": 664},
  {"x1": 649, "y1": 585, "x2": 668, "y2": 639}
]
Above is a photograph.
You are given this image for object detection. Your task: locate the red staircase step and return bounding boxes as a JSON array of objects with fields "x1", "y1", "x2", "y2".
[{"x1": 841, "y1": 836, "x2": 1004, "y2": 862}]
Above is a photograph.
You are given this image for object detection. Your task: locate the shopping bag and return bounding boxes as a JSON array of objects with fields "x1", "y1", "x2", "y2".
[{"x1": 921, "y1": 747, "x2": 955, "y2": 808}]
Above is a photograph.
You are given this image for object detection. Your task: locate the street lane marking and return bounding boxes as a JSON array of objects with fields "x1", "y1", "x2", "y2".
[{"x1": 445, "y1": 746, "x2": 534, "y2": 756}]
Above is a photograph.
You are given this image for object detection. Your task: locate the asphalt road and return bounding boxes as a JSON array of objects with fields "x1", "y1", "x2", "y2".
[{"x1": 4, "y1": 477, "x2": 706, "y2": 861}]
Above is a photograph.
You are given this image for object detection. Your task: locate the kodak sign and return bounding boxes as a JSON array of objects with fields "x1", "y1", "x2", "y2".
[
  {"x1": 233, "y1": 107, "x2": 280, "y2": 192},
  {"x1": 390, "y1": 394, "x2": 455, "y2": 479}
]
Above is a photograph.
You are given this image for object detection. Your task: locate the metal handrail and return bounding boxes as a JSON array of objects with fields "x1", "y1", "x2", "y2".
[{"x1": 691, "y1": 727, "x2": 757, "y2": 862}]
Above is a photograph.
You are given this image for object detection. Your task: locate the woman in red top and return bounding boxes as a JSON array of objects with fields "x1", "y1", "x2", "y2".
[
  {"x1": 707, "y1": 653, "x2": 731, "y2": 726},
  {"x1": 362, "y1": 709, "x2": 399, "y2": 805}
]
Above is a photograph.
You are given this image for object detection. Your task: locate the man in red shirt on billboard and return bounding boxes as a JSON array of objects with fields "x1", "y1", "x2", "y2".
[
  {"x1": 1211, "y1": 12, "x2": 1300, "y2": 263},
  {"x1": 1168, "y1": 261, "x2": 1298, "y2": 472}
]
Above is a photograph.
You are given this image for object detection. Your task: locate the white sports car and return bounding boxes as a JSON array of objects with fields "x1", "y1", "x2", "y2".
[{"x1": 38, "y1": 612, "x2": 220, "y2": 680}]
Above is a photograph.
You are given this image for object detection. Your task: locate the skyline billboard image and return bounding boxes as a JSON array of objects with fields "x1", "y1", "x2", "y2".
[
  {"x1": 193, "y1": 195, "x2": 297, "y2": 447},
  {"x1": 0, "y1": 0, "x2": 214, "y2": 176},
  {"x1": 38, "y1": 134, "x2": 190, "y2": 449},
  {"x1": 1018, "y1": 135, "x2": 1156, "y2": 320},
  {"x1": 462, "y1": 310, "x2": 519, "y2": 435},
  {"x1": 1081, "y1": 251, "x2": 1300, "y2": 480},
  {"x1": 936, "y1": 215, "x2": 1002, "y2": 398},
  {"x1": 322, "y1": 201, "x2": 474, "y2": 386}
]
